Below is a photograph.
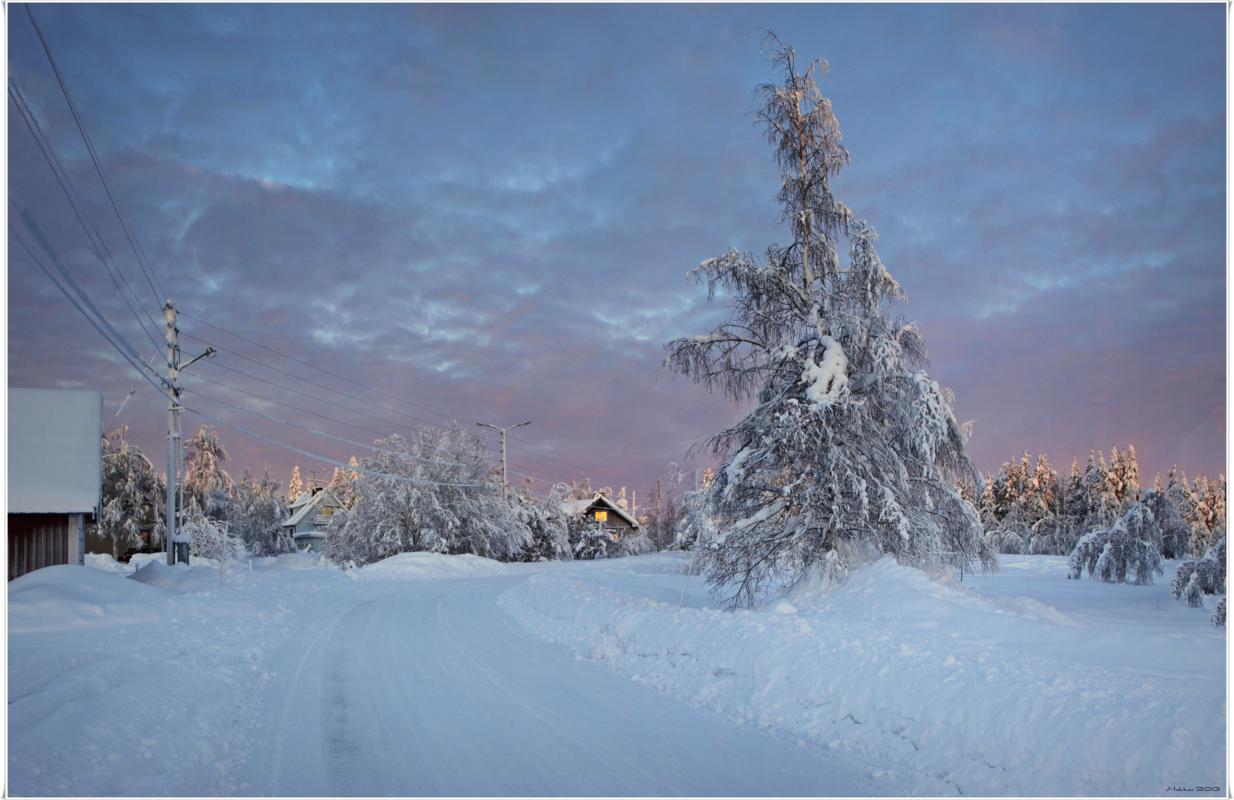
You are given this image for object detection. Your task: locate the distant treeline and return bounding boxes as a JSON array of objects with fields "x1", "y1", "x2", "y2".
[{"x1": 976, "y1": 445, "x2": 1225, "y2": 559}]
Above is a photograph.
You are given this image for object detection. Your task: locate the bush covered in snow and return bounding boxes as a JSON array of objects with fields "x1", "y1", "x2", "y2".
[
  {"x1": 572, "y1": 520, "x2": 614, "y2": 560},
  {"x1": 183, "y1": 502, "x2": 245, "y2": 563},
  {"x1": 1068, "y1": 504, "x2": 1164, "y2": 585},
  {"x1": 513, "y1": 487, "x2": 572, "y2": 562},
  {"x1": 664, "y1": 37, "x2": 992, "y2": 605},
  {"x1": 1172, "y1": 537, "x2": 1225, "y2": 616}
]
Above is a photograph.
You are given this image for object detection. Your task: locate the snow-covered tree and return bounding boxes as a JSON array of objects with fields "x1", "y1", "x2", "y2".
[
  {"x1": 325, "y1": 425, "x2": 531, "y2": 565},
  {"x1": 183, "y1": 425, "x2": 232, "y2": 518},
  {"x1": 664, "y1": 35, "x2": 992, "y2": 605},
  {"x1": 1068, "y1": 502, "x2": 1164, "y2": 585},
  {"x1": 1138, "y1": 489, "x2": 1189, "y2": 559},
  {"x1": 617, "y1": 529, "x2": 655, "y2": 558},
  {"x1": 231, "y1": 470, "x2": 291, "y2": 556},
  {"x1": 287, "y1": 465, "x2": 305, "y2": 504},
  {"x1": 514, "y1": 485, "x2": 572, "y2": 562},
  {"x1": 1172, "y1": 537, "x2": 1226, "y2": 608},
  {"x1": 327, "y1": 458, "x2": 360, "y2": 509},
  {"x1": 184, "y1": 499, "x2": 244, "y2": 563},
  {"x1": 572, "y1": 519, "x2": 614, "y2": 560},
  {"x1": 95, "y1": 427, "x2": 165, "y2": 558}
]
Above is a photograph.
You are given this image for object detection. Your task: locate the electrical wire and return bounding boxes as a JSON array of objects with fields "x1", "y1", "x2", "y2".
[{"x1": 25, "y1": 5, "x2": 167, "y2": 305}]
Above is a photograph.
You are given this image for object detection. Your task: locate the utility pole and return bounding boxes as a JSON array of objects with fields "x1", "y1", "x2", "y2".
[
  {"x1": 163, "y1": 300, "x2": 214, "y2": 566},
  {"x1": 476, "y1": 420, "x2": 531, "y2": 501}
]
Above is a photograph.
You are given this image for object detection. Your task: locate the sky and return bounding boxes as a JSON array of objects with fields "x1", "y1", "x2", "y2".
[{"x1": 7, "y1": 3, "x2": 1227, "y2": 499}]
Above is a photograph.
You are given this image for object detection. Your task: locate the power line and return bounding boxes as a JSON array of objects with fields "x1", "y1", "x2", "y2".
[
  {"x1": 180, "y1": 329, "x2": 451, "y2": 431},
  {"x1": 185, "y1": 377, "x2": 488, "y2": 470},
  {"x1": 178, "y1": 311, "x2": 612, "y2": 480},
  {"x1": 182, "y1": 404, "x2": 492, "y2": 489},
  {"x1": 13, "y1": 217, "x2": 491, "y2": 492},
  {"x1": 185, "y1": 348, "x2": 571, "y2": 484},
  {"x1": 10, "y1": 221, "x2": 170, "y2": 401},
  {"x1": 184, "y1": 371, "x2": 568, "y2": 486},
  {"x1": 24, "y1": 4, "x2": 168, "y2": 306},
  {"x1": 11, "y1": 200, "x2": 153, "y2": 367},
  {"x1": 8, "y1": 81, "x2": 163, "y2": 352}
]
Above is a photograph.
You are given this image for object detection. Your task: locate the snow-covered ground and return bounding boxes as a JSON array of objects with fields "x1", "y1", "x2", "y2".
[{"x1": 8, "y1": 552, "x2": 1225, "y2": 796}]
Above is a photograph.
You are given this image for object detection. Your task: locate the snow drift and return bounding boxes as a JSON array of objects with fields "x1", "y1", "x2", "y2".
[
  {"x1": 351, "y1": 551, "x2": 509, "y2": 581},
  {"x1": 499, "y1": 556, "x2": 1225, "y2": 796}
]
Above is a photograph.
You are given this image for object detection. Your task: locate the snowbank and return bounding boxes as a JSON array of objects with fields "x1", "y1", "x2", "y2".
[
  {"x1": 500, "y1": 557, "x2": 1225, "y2": 796},
  {"x1": 9, "y1": 565, "x2": 164, "y2": 633},
  {"x1": 352, "y1": 551, "x2": 509, "y2": 581},
  {"x1": 85, "y1": 552, "x2": 135, "y2": 575}
]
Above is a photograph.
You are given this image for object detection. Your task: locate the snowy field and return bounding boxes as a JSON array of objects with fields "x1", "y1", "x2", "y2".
[{"x1": 8, "y1": 552, "x2": 1226, "y2": 796}]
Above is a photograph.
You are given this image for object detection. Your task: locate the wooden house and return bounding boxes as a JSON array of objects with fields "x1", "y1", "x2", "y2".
[
  {"x1": 559, "y1": 493, "x2": 641, "y2": 539},
  {"x1": 8, "y1": 388, "x2": 101, "y2": 580},
  {"x1": 282, "y1": 487, "x2": 342, "y2": 552}
]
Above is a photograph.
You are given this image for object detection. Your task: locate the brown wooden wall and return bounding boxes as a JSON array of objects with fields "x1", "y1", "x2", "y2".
[{"x1": 9, "y1": 514, "x2": 70, "y2": 581}]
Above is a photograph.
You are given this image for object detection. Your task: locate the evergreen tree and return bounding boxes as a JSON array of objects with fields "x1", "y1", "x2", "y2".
[
  {"x1": 287, "y1": 465, "x2": 305, "y2": 504},
  {"x1": 183, "y1": 425, "x2": 232, "y2": 518},
  {"x1": 664, "y1": 35, "x2": 992, "y2": 605},
  {"x1": 95, "y1": 427, "x2": 165, "y2": 558}
]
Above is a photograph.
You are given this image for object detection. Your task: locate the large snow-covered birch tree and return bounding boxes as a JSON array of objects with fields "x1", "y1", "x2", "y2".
[{"x1": 666, "y1": 34, "x2": 994, "y2": 606}]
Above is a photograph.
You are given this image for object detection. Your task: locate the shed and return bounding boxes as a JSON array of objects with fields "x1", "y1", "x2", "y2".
[
  {"x1": 282, "y1": 487, "x2": 342, "y2": 552},
  {"x1": 8, "y1": 388, "x2": 102, "y2": 580}
]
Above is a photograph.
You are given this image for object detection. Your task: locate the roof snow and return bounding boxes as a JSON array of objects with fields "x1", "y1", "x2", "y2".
[
  {"x1": 9, "y1": 388, "x2": 102, "y2": 514},
  {"x1": 558, "y1": 493, "x2": 640, "y2": 529},
  {"x1": 283, "y1": 489, "x2": 341, "y2": 529}
]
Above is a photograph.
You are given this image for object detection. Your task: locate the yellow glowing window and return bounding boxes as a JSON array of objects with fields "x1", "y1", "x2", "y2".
[
  {"x1": 321, "y1": 507, "x2": 333, "y2": 516},
  {"x1": 594, "y1": 510, "x2": 608, "y2": 522}
]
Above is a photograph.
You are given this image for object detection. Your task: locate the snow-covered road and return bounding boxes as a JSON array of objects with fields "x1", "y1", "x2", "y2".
[
  {"x1": 8, "y1": 557, "x2": 881, "y2": 796},
  {"x1": 9, "y1": 552, "x2": 1224, "y2": 796},
  {"x1": 261, "y1": 575, "x2": 878, "y2": 796}
]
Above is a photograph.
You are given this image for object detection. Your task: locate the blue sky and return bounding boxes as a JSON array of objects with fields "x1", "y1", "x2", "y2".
[{"x1": 7, "y1": 3, "x2": 1226, "y2": 494}]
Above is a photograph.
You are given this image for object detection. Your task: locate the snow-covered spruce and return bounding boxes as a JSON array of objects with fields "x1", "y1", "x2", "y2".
[
  {"x1": 664, "y1": 36, "x2": 992, "y2": 605},
  {"x1": 94, "y1": 427, "x2": 165, "y2": 558},
  {"x1": 1067, "y1": 502, "x2": 1164, "y2": 585},
  {"x1": 1172, "y1": 537, "x2": 1226, "y2": 613}
]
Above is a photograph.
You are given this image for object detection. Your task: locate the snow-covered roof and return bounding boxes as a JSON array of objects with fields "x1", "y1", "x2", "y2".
[
  {"x1": 558, "y1": 493, "x2": 639, "y2": 529},
  {"x1": 282, "y1": 488, "x2": 341, "y2": 528},
  {"x1": 9, "y1": 388, "x2": 102, "y2": 514}
]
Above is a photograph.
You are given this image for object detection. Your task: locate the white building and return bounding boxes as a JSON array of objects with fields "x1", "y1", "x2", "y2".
[
  {"x1": 8, "y1": 388, "x2": 102, "y2": 580},
  {"x1": 282, "y1": 488, "x2": 342, "y2": 552}
]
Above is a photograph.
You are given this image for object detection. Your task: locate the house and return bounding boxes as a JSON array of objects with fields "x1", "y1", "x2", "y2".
[
  {"x1": 559, "y1": 492, "x2": 641, "y2": 539},
  {"x1": 8, "y1": 388, "x2": 102, "y2": 580},
  {"x1": 282, "y1": 487, "x2": 343, "y2": 552}
]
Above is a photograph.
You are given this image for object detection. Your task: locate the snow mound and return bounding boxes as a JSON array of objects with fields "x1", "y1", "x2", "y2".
[
  {"x1": 9, "y1": 565, "x2": 163, "y2": 632},
  {"x1": 501, "y1": 557, "x2": 1224, "y2": 796},
  {"x1": 353, "y1": 552, "x2": 510, "y2": 581},
  {"x1": 251, "y1": 551, "x2": 334, "y2": 571},
  {"x1": 85, "y1": 552, "x2": 135, "y2": 575},
  {"x1": 128, "y1": 558, "x2": 236, "y2": 593}
]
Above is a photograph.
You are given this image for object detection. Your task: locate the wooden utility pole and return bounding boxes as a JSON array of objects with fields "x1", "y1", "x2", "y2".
[{"x1": 476, "y1": 420, "x2": 531, "y2": 501}]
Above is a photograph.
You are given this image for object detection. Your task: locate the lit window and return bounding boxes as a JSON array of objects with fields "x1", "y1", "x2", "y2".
[
  {"x1": 594, "y1": 510, "x2": 608, "y2": 522},
  {"x1": 321, "y1": 507, "x2": 333, "y2": 516}
]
